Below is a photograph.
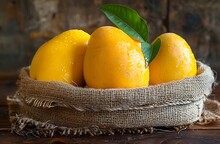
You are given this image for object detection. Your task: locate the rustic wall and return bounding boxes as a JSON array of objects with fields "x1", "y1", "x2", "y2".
[
  {"x1": 0, "y1": 0, "x2": 219, "y2": 79},
  {"x1": 169, "y1": 0, "x2": 220, "y2": 74},
  {"x1": 0, "y1": 0, "x2": 165, "y2": 74}
]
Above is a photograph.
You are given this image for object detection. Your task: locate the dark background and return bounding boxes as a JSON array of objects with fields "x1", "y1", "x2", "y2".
[{"x1": 0, "y1": 0, "x2": 219, "y2": 80}]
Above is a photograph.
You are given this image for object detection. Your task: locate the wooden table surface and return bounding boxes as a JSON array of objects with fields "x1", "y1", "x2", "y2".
[{"x1": 0, "y1": 78, "x2": 220, "y2": 144}]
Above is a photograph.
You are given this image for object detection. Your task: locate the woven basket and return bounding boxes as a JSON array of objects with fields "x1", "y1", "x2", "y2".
[{"x1": 7, "y1": 61, "x2": 219, "y2": 136}]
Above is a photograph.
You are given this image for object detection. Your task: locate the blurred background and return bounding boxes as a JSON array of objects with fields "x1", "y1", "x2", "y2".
[{"x1": 0, "y1": 0, "x2": 219, "y2": 80}]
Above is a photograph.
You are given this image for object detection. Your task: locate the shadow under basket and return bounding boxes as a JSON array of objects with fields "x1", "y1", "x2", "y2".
[{"x1": 7, "y1": 61, "x2": 220, "y2": 137}]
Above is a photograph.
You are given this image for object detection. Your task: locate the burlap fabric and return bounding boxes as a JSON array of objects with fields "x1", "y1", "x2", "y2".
[{"x1": 7, "y1": 61, "x2": 220, "y2": 136}]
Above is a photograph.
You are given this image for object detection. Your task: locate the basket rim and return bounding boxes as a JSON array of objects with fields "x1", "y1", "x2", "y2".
[
  {"x1": 16, "y1": 61, "x2": 214, "y2": 111},
  {"x1": 21, "y1": 61, "x2": 210, "y2": 91}
]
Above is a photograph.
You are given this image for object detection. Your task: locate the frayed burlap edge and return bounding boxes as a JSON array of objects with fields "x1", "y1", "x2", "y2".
[
  {"x1": 7, "y1": 93, "x2": 220, "y2": 137},
  {"x1": 7, "y1": 95, "x2": 192, "y2": 137},
  {"x1": 10, "y1": 114, "x2": 190, "y2": 137},
  {"x1": 197, "y1": 99, "x2": 220, "y2": 125},
  {"x1": 6, "y1": 61, "x2": 220, "y2": 137}
]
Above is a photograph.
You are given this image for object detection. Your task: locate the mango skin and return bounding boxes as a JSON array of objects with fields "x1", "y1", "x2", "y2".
[
  {"x1": 30, "y1": 30, "x2": 90, "y2": 86},
  {"x1": 149, "y1": 33, "x2": 197, "y2": 85},
  {"x1": 84, "y1": 26, "x2": 149, "y2": 88}
]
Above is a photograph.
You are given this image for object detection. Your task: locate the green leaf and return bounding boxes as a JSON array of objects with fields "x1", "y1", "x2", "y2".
[
  {"x1": 100, "y1": 4, "x2": 148, "y2": 42},
  {"x1": 149, "y1": 38, "x2": 161, "y2": 64},
  {"x1": 100, "y1": 4, "x2": 161, "y2": 67},
  {"x1": 141, "y1": 42, "x2": 152, "y2": 67},
  {"x1": 141, "y1": 38, "x2": 161, "y2": 66}
]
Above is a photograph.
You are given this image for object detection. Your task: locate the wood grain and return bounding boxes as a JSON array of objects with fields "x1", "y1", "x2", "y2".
[{"x1": 1, "y1": 128, "x2": 220, "y2": 144}]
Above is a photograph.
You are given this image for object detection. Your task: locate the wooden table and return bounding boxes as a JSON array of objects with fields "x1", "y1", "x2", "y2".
[{"x1": 1, "y1": 79, "x2": 220, "y2": 144}]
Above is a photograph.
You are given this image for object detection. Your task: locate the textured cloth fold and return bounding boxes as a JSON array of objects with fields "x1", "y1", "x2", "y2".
[{"x1": 7, "y1": 61, "x2": 219, "y2": 136}]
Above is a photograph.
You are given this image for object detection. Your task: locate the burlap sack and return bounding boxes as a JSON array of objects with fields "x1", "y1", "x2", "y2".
[{"x1": 7, "y1": 61, "x2": 220, "y2": 136}]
